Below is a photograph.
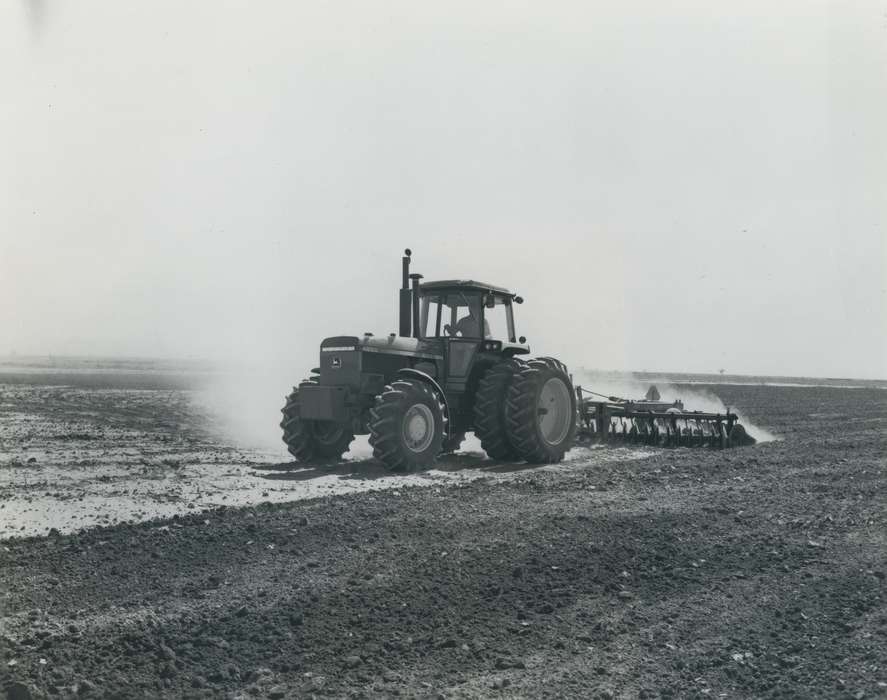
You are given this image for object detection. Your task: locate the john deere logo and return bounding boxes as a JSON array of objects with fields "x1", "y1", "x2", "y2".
[{"x1": 331, "y1": 357, "x2": 342, "y2": 369}]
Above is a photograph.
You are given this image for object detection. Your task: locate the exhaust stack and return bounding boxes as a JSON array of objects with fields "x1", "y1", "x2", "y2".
[
  {"x1": 399, "y1": 249, "x2": 412, "y2": 337},
  {"x1": 410, "y1": 272, "x2": 423, "y2": 339}
]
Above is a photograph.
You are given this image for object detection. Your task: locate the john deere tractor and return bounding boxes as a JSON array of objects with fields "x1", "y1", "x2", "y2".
[{"x1": 280, "y1": 249, "x2": 577, "y2": 470}]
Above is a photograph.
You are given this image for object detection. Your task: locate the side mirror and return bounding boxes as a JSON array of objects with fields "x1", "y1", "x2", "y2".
[
  {"x1": 514, "y1": 296, "x2": 524, "y2": 304},
  {"x1": 519, "y1": 336, "x2": 526, "y2": 344},
  {"x1": 485, "y1": 293, "x2": 495, "y2": 309}
]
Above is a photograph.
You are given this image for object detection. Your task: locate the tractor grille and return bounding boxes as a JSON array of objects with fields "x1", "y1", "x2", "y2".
[{"x1": 319, "y1": 348, "x2": 360, "y2": 386}]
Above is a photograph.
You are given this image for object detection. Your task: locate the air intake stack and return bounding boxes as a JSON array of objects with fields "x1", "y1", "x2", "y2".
[{"x1": 410, "y1": 272, "x2": 423, "y2": 339}]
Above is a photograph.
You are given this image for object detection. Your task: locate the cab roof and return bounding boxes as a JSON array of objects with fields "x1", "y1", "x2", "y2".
[{"x1": 420, "y1": 279, "x2": 513, "y2": 296}]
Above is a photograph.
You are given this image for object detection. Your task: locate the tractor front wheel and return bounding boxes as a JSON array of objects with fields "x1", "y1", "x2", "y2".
[
  {"x1": 280, "y1": 379, "x2": 354, "y2": 462},
  {"x1": 505, "y1": 359, "x2": 577, "y2": 464},
  {"x1": 368, "y1": 379, "x2": 447, "y2": 471}
]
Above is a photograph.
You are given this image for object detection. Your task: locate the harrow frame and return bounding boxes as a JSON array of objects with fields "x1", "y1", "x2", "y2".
[{"x1": 574, "y1": 387, "x2": 754, "y2": 449}]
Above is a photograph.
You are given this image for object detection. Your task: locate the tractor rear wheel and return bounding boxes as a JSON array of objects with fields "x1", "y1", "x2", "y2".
[
  {"x1": 473, "y1": 358, "x2": 526, "y2": 460},
  {"x1": 368, "y1": 379, "x2": 447, "y2": 471},
  {"x1": 504, "y1": 359, "x2": 577, "y2": 464},
  {"x1": 280, "y1": 379, "x2": 354, "y2": 462}
]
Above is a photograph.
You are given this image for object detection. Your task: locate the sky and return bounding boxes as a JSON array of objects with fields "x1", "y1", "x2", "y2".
[{"x1": 1, "y1": 1, "x2": 885, "y2": 380}]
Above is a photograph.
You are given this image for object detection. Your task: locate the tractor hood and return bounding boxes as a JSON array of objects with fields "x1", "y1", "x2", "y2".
[
  {"x1": 320, "y1": 335, "x2": 443, "y2": 360},
  {"x1": 317, "y1": 335, "x2": 442, "y2": 389}
]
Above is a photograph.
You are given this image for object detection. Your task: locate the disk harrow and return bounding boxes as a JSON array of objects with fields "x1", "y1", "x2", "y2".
[{"x1": 575, "y1": 387, "x2": 755, "y2": 449}]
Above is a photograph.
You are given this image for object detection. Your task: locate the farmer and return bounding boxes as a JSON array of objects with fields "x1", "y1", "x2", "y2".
[{"x1": 445, "y1": 303, "x2": 490, "y2": 338}]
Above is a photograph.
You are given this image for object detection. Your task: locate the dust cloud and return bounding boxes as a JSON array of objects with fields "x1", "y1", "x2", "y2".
[
  {"x1": 193, "y1": 363, "x2": 293, "y2": 456},
  {"x1": 193, "y1": 360, "x2": 379, "y2": 460}
]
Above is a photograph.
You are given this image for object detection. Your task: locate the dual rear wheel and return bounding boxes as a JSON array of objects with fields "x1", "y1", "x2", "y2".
[
  {"x1": 474, "y1": 356, "x2": 577, "y2": 464},
  {"x1": 504, "y1": 358, "x2": 577, "y2": 463}
]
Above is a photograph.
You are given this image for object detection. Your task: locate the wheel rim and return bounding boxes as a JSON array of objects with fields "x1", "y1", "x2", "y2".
[
  {"x1": 313, "y1": 421, "x2": 344, "y2": 446},
  {"x1": 402, "y1": 403, "x2": 435, "y2": 453},
  {"x1": 538, "y1": 377, "x2": 572, "y2": 445}
]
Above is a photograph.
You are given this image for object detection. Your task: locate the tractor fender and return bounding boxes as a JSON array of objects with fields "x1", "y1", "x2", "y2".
[{"x1": 395, "y1": 368, "x2": 451, "y2": 428}]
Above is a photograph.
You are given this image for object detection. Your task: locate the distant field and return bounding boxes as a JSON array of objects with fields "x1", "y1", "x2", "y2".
[
  {"x1": 3, "y1": 355, "x2": 885, "y2": 391},
  {"x1": 0, "y1": 356, "x2": 214, "y2": 390},
  {"x1": 580, "y1": 368, "x2": 887, "y2": 391}
]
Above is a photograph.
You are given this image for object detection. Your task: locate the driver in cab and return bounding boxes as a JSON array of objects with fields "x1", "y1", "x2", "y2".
[{"x1": 445, "y1": 303, "x2": 491, "y2": 339}]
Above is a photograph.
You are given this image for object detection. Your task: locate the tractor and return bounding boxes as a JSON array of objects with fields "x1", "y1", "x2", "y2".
[{"x1": 280, "y1": 249, "x2": 577, "y2": 470}]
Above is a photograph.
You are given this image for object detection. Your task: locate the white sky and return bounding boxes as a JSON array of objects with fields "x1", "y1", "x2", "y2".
[{"x1": 1, "y1": 1, "x2": 885, "y2": 379}]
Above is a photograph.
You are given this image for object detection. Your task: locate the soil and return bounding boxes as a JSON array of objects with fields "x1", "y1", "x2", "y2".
[
  {"x1": 0, "y1": 370, "x2": 646, "y2": 539},
  {"x1": 1, "y1": 369, "x2": 885, "y2": 699}
]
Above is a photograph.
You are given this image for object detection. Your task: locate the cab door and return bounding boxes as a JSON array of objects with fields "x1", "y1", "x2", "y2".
[{"x1": 445, "y1": 339, "x2": 478, "y2": 393}]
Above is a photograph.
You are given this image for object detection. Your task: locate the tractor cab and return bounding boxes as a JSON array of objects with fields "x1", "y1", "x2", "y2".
[
  {"x1": 412, "y1": 280, "x2": 530, "y2": 426},
  {"x1": 418, "y1": 281, "x2": 530, "y2": 388},
  {"x1": 418, "y1": 280, "x2": 525, "y2": 347}
]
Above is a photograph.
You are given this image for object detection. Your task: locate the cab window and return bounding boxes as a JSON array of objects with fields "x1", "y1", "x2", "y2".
[
  {"x1": 421, "y1": 296, "x2": 443, "y2": 337},
  {"x1": 484, "y1": 296, "x2": 513, "y2": 341},
  {"x1": 421, "y1": 292, "x2": 488, "y2": 338},
  {"x1": 445, "y1": 294, "x2": 487, "y2": 338}
]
